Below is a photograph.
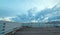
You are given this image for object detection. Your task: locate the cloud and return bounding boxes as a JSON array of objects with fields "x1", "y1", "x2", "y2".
[
  {"x1": 0, "y1": 0, "x2": 60, "y2": 22},
  {"x1": 0, "y1": 17, "x2": 15, "y2": 22}
]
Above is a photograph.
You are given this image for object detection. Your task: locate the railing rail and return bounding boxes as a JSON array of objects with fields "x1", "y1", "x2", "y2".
[{"x1": 0, "y1": 21, "x2": 60, "y2": 35}]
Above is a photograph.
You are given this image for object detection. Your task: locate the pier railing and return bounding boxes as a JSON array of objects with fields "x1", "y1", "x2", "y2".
[{"x1": 0, "y1": 21, "x2": 60, "y2": 35}]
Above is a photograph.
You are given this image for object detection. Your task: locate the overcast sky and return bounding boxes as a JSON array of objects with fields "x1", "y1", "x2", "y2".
[{"x1": 0, "y1": 0, "x2": 60, "y2": 17}]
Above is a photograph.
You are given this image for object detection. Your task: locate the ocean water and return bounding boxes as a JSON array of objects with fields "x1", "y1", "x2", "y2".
[
  {"x1": 0, "y1": 21, "x2": 60, "y2": 35},
  {"x1": 0, "y1": 21, "x2": 22, "y2": 35}
]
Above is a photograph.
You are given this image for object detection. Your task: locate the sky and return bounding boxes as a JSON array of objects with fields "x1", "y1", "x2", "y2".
[{"x1": 0, "y1": 0, "x2": 60, "y2": 21}]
